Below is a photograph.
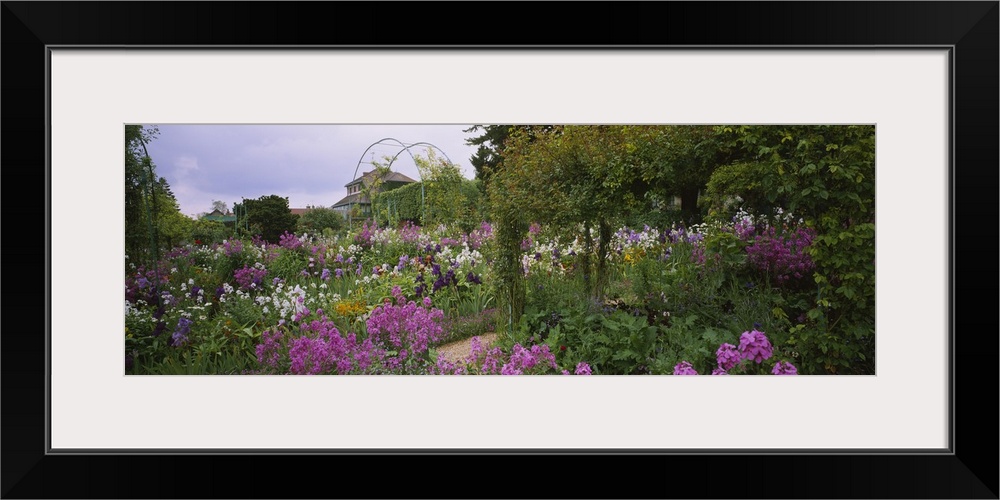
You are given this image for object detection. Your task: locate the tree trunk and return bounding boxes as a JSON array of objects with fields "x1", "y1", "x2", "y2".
[{"x1": 495, "y1": 210, "x2": 526, "y2": 335}]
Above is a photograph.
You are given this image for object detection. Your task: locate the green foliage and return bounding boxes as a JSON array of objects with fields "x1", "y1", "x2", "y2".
[
  {"x1": 416, "y1": 149, "x2": 466, "y2": 227},
  {"x1": 132, "y1": 348, "x2": 254, "y2": 375},
  {"x1": 124, "y1": 124, "x2": 195, "y2": 263},
  {"x1": 464, "y1": 125, "x2": 551, "y2": 197},
  {"x1": 125, "y1": 125, "x2": 158, "y2": 264},
  {"x1": 296, "y1": 206, "x2": 345, "y2": 235},
  {"x1": 547, "y1": 308, "x2": 662, "y2": 375},
  {"x1": 490, "y1": 203, "x2": 527, "y2": 338},
  {"x1": 234, "y1": 195, "x2": 299, "y2": 243},
  {"x1": 703, "y1": 161, "x2": 775, "y2": 217},
  {"x1": 190, "y1": 219, "x2": 230, "y2": 245},
  {"x1": 373, "y1": 181, "x2": 423, "y2": 225},
  {"x1": 714, "y1": 125, "x2": 876, "y2": 373},
  {"x1": 267, "y1": 250, "x2": 306, "y2": 283}
]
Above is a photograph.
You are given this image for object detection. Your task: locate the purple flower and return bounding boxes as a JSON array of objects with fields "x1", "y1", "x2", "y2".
[
  {"x1": 171, "y1": 317, "x2": 192, "y2": 347},
  {"x1": 772, "y1": 361, "x2": 798, "y2": 375},
  {"x1": 234, "y1": 266, "x2": 267, "y2": 290},
  {"x1": 673, "y1": 361, "x2": 698, "y2": 375},
  {"x1": 715, "y1": 343, "x2": 741, "y2": 371},
  {"x1": 279, "y1": 231, "x2": 303, "y2": 250},
  {"x1": 711, "y1": 367, "x2": 728, "y2": 375},
  {"x1": 335, "y1": 268, "x2": 343, "y2": 279},
  {"x1": 738, "y1": 330, "x2": 774, "y2": 364},
  {"x1": 466, "y1": 272, "x2": 482, "y2": 285},
  {"x1": 574, "y1": 362, "x2": 592, "y2": 375},
  {"x1": 321, "y1": 268, "x2": 331, "y2": 281},
  {"x1": 366, "y1": 296, "x2": 446, "y2": 357}
]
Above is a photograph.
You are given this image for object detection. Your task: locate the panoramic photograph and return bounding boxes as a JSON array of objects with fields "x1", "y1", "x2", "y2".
[{"x1": 124, "y1": 124, "x2": 876, "y2": 376}]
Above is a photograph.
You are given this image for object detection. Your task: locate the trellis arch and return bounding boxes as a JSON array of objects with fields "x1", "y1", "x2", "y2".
[{"x1": 349, "y1": 138, "x2": 455, "y2": 227}]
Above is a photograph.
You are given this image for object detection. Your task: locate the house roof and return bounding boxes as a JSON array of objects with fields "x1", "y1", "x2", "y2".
[
  {"x1": 332, "y1": 193, "x2": 366, "y2": 208},
  {"x1": 346, "y1": 170, "x2": 418, "y2": 188},
  {"x1": 289, "y1": 208, "x2": 311, "y2": 216}
]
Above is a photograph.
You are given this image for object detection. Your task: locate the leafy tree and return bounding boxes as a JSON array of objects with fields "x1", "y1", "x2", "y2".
[
  {"x1": 464, "y1": 125, "x2": 553, "y2": 196},
  {"x1": 152, "y1": 177, "x2": 194, "y2": 249},
  {"x1": 124, "y1": 125, "x2": 197, "y2": 265},
  {"x1": 233, "y1": 195, "x2": 299, "y2": 243},
  {"x1": 464, "y1": 125, "x2": 513, "y2": 185},
  {"x1": 296, "y1": 205, "x2": 345, "y2": 235},
  {"x1": 499, "y1": 126, "x2": 648, "y2": 299},
  {"x1": 622, "y1": 125, "x2": 735, "y2": 223},
  {"x1": 125, "y1": 125, "x2": 161, "y2": 264}
]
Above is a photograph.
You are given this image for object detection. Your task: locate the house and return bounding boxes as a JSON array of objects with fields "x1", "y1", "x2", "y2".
[
  {"x1": 201, "y1": 209, "x2": 236, "y2": 224},
  {"x1": 332, "y1": 170, "x2": 417, "y2": 217}
]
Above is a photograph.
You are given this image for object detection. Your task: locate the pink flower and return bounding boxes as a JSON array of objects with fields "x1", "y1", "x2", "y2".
[
  {"x1": 738, "y1": 330, "x2": 773, "y2": 364},
  {"x1": 715, "y1": 343, "x2": 741, "y2": 371},
  {"x1": 772, "y1": 361, "x2": 798, "y2": 375},
  {"x1": 673, "y1": 361, "x2": 698, "y2": 375}
]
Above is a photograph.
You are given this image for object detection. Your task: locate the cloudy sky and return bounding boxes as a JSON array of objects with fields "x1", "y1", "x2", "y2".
[{"x1": 141, "y1": 124, "x2": 483, "y2": 218}]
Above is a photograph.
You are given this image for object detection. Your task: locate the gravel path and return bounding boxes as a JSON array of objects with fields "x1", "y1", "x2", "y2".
[{"x1": 434, "y1": 333, "x2": 498, "y2": 364}]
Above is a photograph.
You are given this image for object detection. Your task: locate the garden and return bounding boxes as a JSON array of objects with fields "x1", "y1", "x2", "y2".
[{"x1": 125, "y1": 125, "x2": 876, "y2": 375}]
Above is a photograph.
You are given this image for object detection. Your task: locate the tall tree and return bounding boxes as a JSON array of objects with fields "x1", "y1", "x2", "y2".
[
  {"x1": 492, "y1": 126, "x2": 645, "y2": 305},
  {"x1": 233, "y1": 195, "x2": 299, "y2": 243},
  {"x1": 463, "y1": 125, "x2": 553, "y2": 196},
  {"x1": 296, "y1": 205, "x2": 345, "y2": 235},
  {"x1": 125, "y1": 125, "x2": 164, "y2": 265},
  {"x1": 624, "y1": 125, "x2": 734, "y2": 223}
]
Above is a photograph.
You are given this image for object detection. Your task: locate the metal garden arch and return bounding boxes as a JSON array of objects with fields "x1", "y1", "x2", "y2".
[{"x1": 349, "y1": 138, "x2": 454, "y2": 227}]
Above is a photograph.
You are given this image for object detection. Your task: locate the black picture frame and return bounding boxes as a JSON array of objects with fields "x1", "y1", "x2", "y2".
[{"x1": 3, "y1": 2, "x2": 997, "y2": 498}]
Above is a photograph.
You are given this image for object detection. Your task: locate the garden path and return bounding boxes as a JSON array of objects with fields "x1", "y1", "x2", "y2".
[{"x1": 435, "y1": 332, "x2": 498, "y2": 364}]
